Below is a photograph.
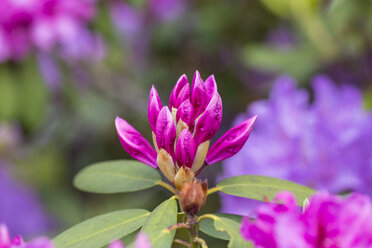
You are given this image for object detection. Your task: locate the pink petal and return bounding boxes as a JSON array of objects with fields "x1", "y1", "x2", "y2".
[
  {"x1": 204, "y1": 75, "x2": 218, "y2": 99},
  {"x1": 169, "y1": 74, "x2": 189, "y2": 109},
  {"x1": 24, "y1": 237, "x2": 53, "y2": 248},
  {"x1": 176, "y1": 99, "x2": 194, "y2": 127},
  {"x1": 148, "y1": 85, "x2": 162, "y2": 131},
  {"x1": 109, "y1": 240, "x2": 125, "y2": 248},
  {"x1": 155, "y1": 107, "x2": 176, "y2": 157},
  {"x1": 205, "y1": 115, "x2": 256, "y2": 165},
  {"x1": 11, "y1": 235, "x2": 23, "y2": 246},
  {"x1": 135, "y1": 233, "x2": 152, "y2": 248},
  {"x1": 191, "y1": 70, "x2": 207, "y2": 117},
  {"x1": 193, "y1": 93, "x2": 223, "y2": 145},
  {"x1": 115, "y1": 117, "x2": 158, "y2": 168},
  {"x1": 175, "y1": 129, "x2": 197, "y2": 168},
  {"x1": 0, "y1": 224, "x2": 10, "y2": 247}
]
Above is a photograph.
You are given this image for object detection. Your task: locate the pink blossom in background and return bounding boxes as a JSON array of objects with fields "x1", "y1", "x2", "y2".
[
  {"x1": 0, "y1": 0, "x2": 103, "y2": 62},
  {"x1": 108, "y1": 233, "x2": 151, "y2": 248},
  {"x1": 241, "y1": 192, "x2": 372, "y2": 248},
  {"x1": 0, "y1": 223, "x2": 54, "y2": 248}
]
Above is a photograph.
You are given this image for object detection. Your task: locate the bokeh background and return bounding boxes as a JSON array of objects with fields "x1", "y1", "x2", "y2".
[{"x1": 1, "y1": 0, "x2": 372, "y2": 246}]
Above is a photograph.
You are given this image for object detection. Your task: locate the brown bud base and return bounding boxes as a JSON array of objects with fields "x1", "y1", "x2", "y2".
[{"x1": 179, "y1": 179, "x2": 208, "y2": 216}]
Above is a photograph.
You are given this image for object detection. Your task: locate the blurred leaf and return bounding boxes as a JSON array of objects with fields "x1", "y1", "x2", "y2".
[
  {"x1": 200, "y1": 216, "x2": 252, "y2": 248},
  {"x1": 260, "y1": 0, "x2": 320, "y2": 17},
  {"x1": 244, "y1": 45, "x2": 318, "y2": 81},
  {"x1": 217, "y1": 175, "x2": 316, "y2": 206},
  {"x1": 0, "y1": 66, "x2": 17, "y2": 120},
  {"x1": 53, "y1": 209, "x2": 150, "y2": 248},
  {"x1": 140, "y1": 197, "x2": 178, "y2": 248},
  {"x1": 17, "y1": 59, "x2": 48, "y2": 129},
  {"x1": 199, "y1": 213, "x2": 242, "y2": 241},
  {"x1": 74, "y1": 160, "x2": 161, "y2": 193}
]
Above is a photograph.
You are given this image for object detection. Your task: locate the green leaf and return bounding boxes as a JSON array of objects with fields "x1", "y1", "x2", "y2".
[
  {"x1": 141, "y1": 197, "x2": 178, "y2": 248},
  {"x1": 217, "y1": 175, "x2": 316, "y2": 206},
  {"x1": 53, "y1": 209, "x2": 150, "y2": 248},
  {"x1": 199, "y1": 214, "x2": 243, "y2": 241},
  {"x1": 200, "y1": 216, "x2": 252, "y2": 248},
  {"x1": 74, "y1": 160, "x2": 161, "y2": 193}
]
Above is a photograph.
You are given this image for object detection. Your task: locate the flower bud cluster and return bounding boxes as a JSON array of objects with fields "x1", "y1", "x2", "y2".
[{"x1": 116, "y1": 71, "x2": 256, "y2": 190}]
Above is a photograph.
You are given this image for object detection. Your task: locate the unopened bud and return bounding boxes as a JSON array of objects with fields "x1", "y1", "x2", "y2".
[
  {"x1": 179, "y1": 179, "x2": 208, "y2": 216},
  {"x1": 157, "y1": 149, "x2": 176, "y2": 182},
  {"x1": 191, "y1": 140, "x2": 210, "y2": 172},
  {"x1": 173, "y1": 167, "x2": 195, "y2": 191}
]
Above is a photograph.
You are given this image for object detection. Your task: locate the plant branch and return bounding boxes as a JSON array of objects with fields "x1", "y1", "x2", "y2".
[
  {"x1": 207, "y1": 186, "x2": 221, "y2": 195},
  {"x1": 197, "y1": 214, "x2": 218, "y2": 222},
  {"x1": 174, "y1": 239, "x2": 191, "y2": 248},
  {"x1": 167, "y1": 223, "x2": 190, "y2": 231},
  {"x1": 157, "y1": 180, "x2": 177, "y2": 195},
  {"x1": 194, "y1": 237, "x2": 208, "y2": 248}
]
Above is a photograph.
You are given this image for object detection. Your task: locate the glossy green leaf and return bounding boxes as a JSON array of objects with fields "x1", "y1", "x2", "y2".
[
  {"x1": 141, "y1": 197, "x2": 178, "y2": 248},
  {"x1": 200, "y1": 216, "x2": 252, "y2": 248},
  {"x1": 53, "y1": 209, "x2": 150, "y2": 248},
  {"x1": 199, "y1": 213, "x2": 243, "y2": 241},
  {"x1": 217, "y1": 175, "x2": 316, "y2": 206},
  {"x1": 74, "y1": 160, "x2": 161, "y2": 193}
]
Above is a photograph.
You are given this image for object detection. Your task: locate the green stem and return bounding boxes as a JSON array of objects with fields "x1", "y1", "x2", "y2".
[
  {"x1": 197, "y1": 214, "x2": 218, "y2": 222},
  {"x1": 174, "y1": 239, "x2": 191, "y2": 248},
  {"x1": 194, "y1": 237, "x2": 208, "y2": 248},
  {"x1": 157, "y1": 180, "x2": 177, "y2": 195},
  {"x1": 167, "y1": 223, "x2": 190, "y2": 231},
  {"x1": 207, "y1": 187, "x2": 221, "y2": 195}
]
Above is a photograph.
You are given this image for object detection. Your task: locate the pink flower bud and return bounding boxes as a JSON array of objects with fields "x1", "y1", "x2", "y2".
[
  {"x1": 191, "y1": 71, "x2": 206, "y2": 118},
  {"x1": 175, "y1": 129, "x2": 196, "y2": 168},
  {"x1": 115, "y1": 117, "x2": 158, "y2": 168},
  {"x1": 169, "y1": 74, "x2": 189, "y2": 109},
  {"x1": 193, "y1": 93, "x2": 223, "y2": 145},
  {"x1": 176, "y1": 99, "x2": 194, "y2": 127},
  {"x1": 155, "y1": 107, "x2": 176, "y2": 157},
  {"x1": 205, "y1": 115, "x2": 257, "y2": 165},
  {"x1": 148, "y1": 85, "x2": 162, "y2": 131}
]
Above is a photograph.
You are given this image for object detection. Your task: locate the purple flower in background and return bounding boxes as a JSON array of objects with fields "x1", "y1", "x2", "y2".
[
  {"x1": 220, "y1": 75, "x2": 372, "y2": 215},
  {"x1": 241, "y1": 192, "x2": 372, "y2": 248},
  {"x1": 148, "y1": 0, "x2": 186, "y2": 22},
  {"x1": 109, "y1": 233, "x2": 151, "y2": 248},
  {"x1": 0, "y1": 0, "x2": 103, "y2": 62},
  {"x1": 116, "y1": 71, "x2": 256, "y2": 190},
  {"x1": 0, "y1": 223, "x2": 54, "y2": 248},
  {"x1": 0, "y1": 164, "x2": 51, "y2": 237}
]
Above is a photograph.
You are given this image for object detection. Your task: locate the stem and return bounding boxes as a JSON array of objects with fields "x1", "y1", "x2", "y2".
[
  {"x1": 194, "y1": 163, "x2": 206, "y2": 177},
  {"x1": 197, "y1": 214, "x2": 218, "y2": 222},
  {"x1": 157, "y1": 180, "x2": 177, "y2": 195},
  {"x1": 207, "y1": 186, "x2": 221, "y2": 195},
  {"x1": 187, "y1": 215, "x2": 200, "y2": 248},
  {"x1": 167, "y1": 223, "x2": 190, "y2": 231},
  {"x1": 194, "y1": 237, "x2": 208, "y2": 248},
  {"x1": 174, "y1": 239, "x2": 191, "y2": 248}
]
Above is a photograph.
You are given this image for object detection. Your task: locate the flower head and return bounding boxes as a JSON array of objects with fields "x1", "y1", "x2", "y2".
[
  {"x1": 220, "y1": 75, "x2": 372, "y2": 215},
  {"x1": 116, "y1": 71, "x2": 256, "y2": 190},
  {"x1": 240, "y1": 192, "x2": 372, "y2": 248},
  {"x1": 0, "y1": 223, "x2": 54, "y2": 248}
]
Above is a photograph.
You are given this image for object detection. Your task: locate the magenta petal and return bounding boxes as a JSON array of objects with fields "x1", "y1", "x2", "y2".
[
  {"x1": 191, "y1": 70, "x2": 208, "y2": 117},
  {"x1": 135, "y1": 233, "x2": 151, "y2": 248},
  {"x1": 155, "y1": 106, "x2": 176, "y2": 157},
  {"x1": 169, "y1": 74, "x2": 189, "y2": 109},
  {"x1": 204, "y1": 75, "x2": 217, "y2": 100},
  {"x1": 175, "y1": 129, "x2": 197, "y2": 168},
  {"x1": 148, "y1": 85, "x2": 162, "y2": 131},
  {"x1": 176, "y1": 99, "x2": 194, "y2": 126},
  {"x1": 108, "y1": 240, "x2": 125, "y2": 248},
  {"x1": 205, "y1": 115, "x2": 257, "y2": 165},
  {"x1": 24, "y1": 238, "x2": 54, "y2": 248},
  {"x1": 11, "y1": 235, "x2": 24, "y2": 246},
  {"x1": 0, "y1": 224, "x2": 10, "y2": 246},
  {"x1": 193, "y1": 93, "x2": 223, "y2": 145},
  {"x1": 115, "y1": 117, "x2": 158, "y2": 168}
]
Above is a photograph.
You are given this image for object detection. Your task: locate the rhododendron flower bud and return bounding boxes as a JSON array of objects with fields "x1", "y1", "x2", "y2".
[
  {"x1": 175, "y1": 129, "x2": 196, "y2": 168},
  {"x1": 169, "y1": 74, "x2": 189, "y2": 110},
  {"x1": 148, "y1": 86, "x2": 162, "y2": 131},
  {"x1": 193, "y1": 93, "x2": 222, "y2": 145},
  {"x1": 155, "y1": 107, "x2": 177, "y2": 157},
  {"x1": 115, "y1": 71, "x2": 256, "y2": 190},
  {"x1": 179, "y1": 179, "x2": 208, "y2": 216},
  {"x1": 206, "y1": 115, "x2": 257, "y2": 165},
  {"x1": 115, "y1": 117, "x2": 157, "y2": 168}
]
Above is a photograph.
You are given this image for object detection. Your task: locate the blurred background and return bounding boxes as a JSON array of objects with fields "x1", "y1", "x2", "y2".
[{"x1": 0, "y1": 0, "x2": 372, "y2": 246}]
